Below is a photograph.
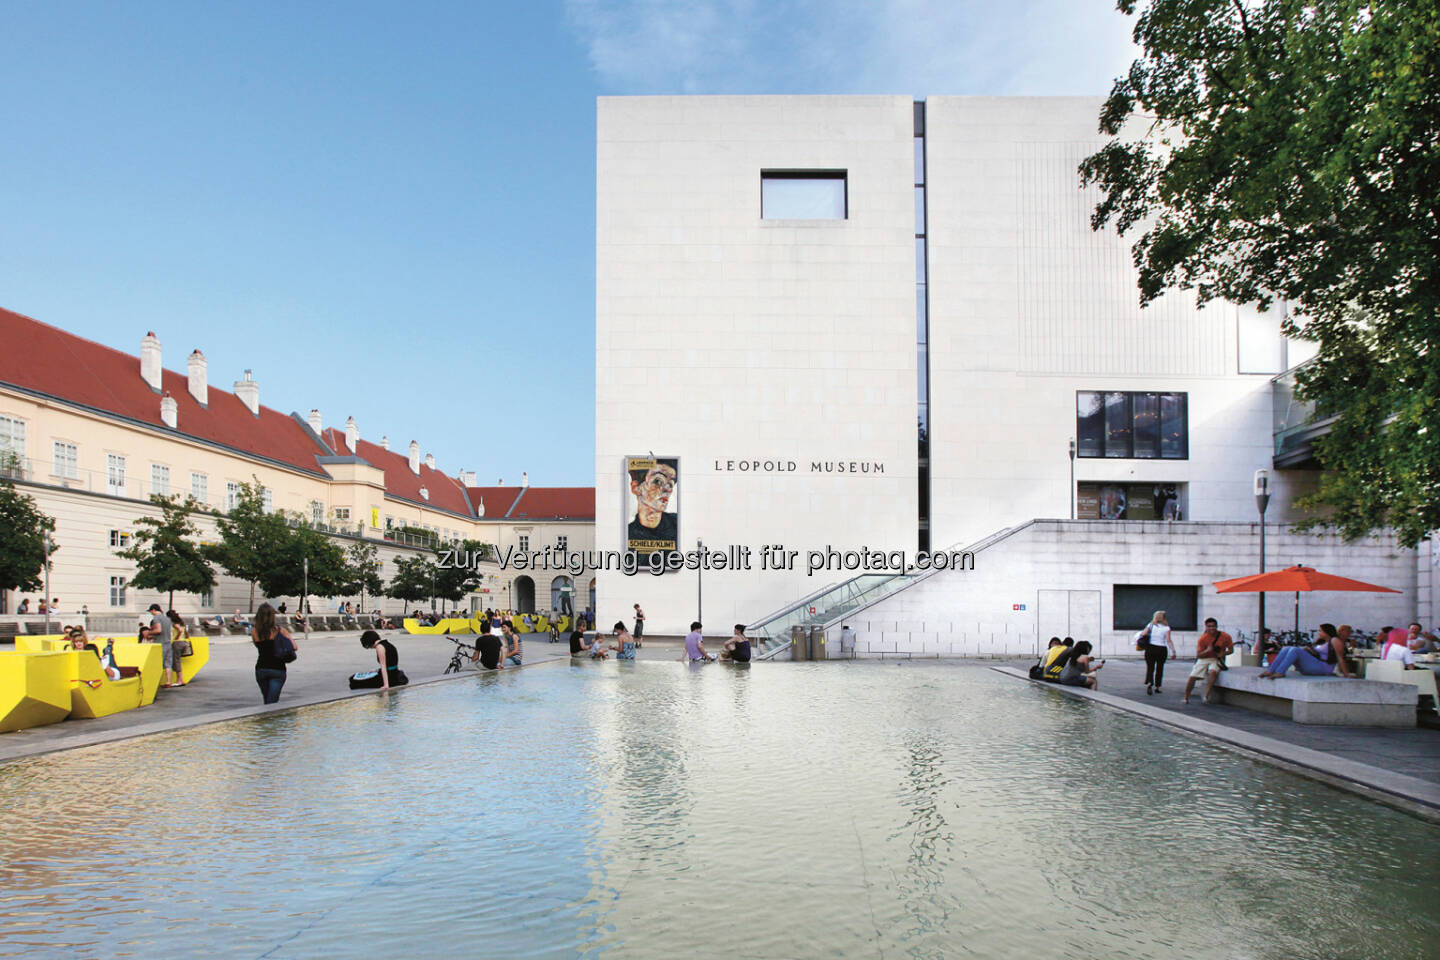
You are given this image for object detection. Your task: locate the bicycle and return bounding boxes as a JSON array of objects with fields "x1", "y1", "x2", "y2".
[{"x1": 444, "y1": 637, "x2": 476, "y2": 674}]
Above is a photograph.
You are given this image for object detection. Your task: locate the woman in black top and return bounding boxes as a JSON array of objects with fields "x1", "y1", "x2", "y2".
[
  {"x1": 353, "y1": 629, "x2": 407, "y2": 690},
  {"x1": 250, "y1": 603, "x2": 297, "y2": 704}
]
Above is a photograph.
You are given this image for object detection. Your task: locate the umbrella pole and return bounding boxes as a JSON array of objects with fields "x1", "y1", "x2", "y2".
[{"x1": 1294, "y1": 591, "x2": 1299, "y2": 637}]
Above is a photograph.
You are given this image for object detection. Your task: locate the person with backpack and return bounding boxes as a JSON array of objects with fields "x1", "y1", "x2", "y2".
[{"x1": 250, "y1": 602, "x2": 298, "y2": 704}]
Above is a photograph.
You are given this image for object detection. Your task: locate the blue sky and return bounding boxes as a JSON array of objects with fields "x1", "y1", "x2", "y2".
[{"x1": 0, "y1": 1, "x2": 1136, "y2": 486}]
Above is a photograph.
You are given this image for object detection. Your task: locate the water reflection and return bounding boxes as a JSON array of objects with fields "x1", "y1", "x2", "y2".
[{"x1": 0, "y1": 663, "x2": 1437, "y2": 959}]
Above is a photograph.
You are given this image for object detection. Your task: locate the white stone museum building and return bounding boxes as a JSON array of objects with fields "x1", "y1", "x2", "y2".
[{"x1": 594, "y1": 95, "x2": 1438, "y2": 652}]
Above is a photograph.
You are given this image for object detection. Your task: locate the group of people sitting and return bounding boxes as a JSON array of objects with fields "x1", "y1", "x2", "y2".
[
  {"x1": 564, "y1": 620, "x2": 754, "y2": 663},
  {"x1": 62, "y1": 625, "x2": 121, "y2": 681},
  {"x1": 1032, "y1": 637, "x2": 1105, "y2": 689},
  {"x1": 456, "y1": 615, "x2": 523, "y2": 670}
]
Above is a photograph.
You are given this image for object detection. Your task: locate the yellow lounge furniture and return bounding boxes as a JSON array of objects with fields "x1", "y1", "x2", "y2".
[
  {"x1": 13, "y1": 635, "x2": 70, "y2": 653},
  {"x1": 174, "y1": 634, "x2": 210, "y2": 685},
  {"x1": 0, "y1": 650, "x2": 72, "y2": 732},
  {"x1": 511, "y1": 616, "x2": 531, "y2": 633},
  {"x1": 403, "y1": 618, "x2": 449, "y2": 635},
  {"x1": 535, "y1": 616, "x2": 551, "y2": 633},
  {"x1": 558, "y1": 616, "x2": 572, "y2": 633},
  {"x1": 66, "y1": 649, "x2": 143, "y2": 719},
  {"x1": 439, "y1": 618, "x2": 472, "y2": 634},
  {"x1": 100, "y1": 640, "x2": 165, "y2": 705}
]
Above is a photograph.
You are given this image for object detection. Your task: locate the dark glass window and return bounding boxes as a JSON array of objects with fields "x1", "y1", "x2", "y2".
[
  {"x1": 1077, "y1": 391, "x2": 1188, "y2": 460},
  {"x1": 1104, "y1": 392, "x2": 1131, "y2": 458},
  {"x1": 1132, "y1": 393, "x2": 1159, "y2": 458},
  {"x1": 1114, "y1": 585, "x2": 1199, "y2": 631},
  {"x1": 915, "y1": 186, "x2": 925, "y2": 234}
]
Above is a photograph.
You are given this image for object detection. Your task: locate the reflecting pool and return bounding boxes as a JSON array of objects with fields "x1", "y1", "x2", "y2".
[{"x1": 1, "y1": 662, "x2": 1437, "y2": 959}]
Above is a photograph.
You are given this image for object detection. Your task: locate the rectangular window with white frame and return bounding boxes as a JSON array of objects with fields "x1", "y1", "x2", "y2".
[
  {"x1": 0, "y1": 416, "x2": 24, "y2": 459},
  {"x1": 151, "y1": 463, "x2": 170, "y2": 497},
  {"x1": 52, "y1": 441, "x2": 78, "y2": 479},
  {"x1": 109, "y1": 530, "x2": 131, "y2": 549},
  {"x1": 334, "y1": 507, "x2": 351, "y2": 521},
  {"x1": 106, "y1": 454, "x2": 127, "y2": 496},
  {"x1": 225, "y1": 481, "x2": 241, "y2": 511},
  {"x1": 262, "y1": 488, "x2": 273, "y2": 513},
  {"x1": 761, "y1": 170, "x2": 848, "y2": 220},
  {"x1": 518, "y1": 533, "x2": 530, "y2": 552},
  {"x1": 109, "y1": 576, "x2": 127, "y2": 607},
  {"x1": 311, "y1": 500, "x2": 325, "y2": 524},
  {"x1": 191, "y1": 472, "x2": 208, "y2": 504},
  {"x1": 557, "y1": 535, "x2": 568, "y2": 551}
]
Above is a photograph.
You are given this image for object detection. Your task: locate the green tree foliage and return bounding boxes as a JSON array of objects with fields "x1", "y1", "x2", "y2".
[
  {"x1": 1081, "y1": 0, "x2": 1440, "y2": 545},
  {"x1": 0, "y1": 477, "x2": 56, "y2": 596},
  {"x1": 203, "y1": 479, "x2": 284, "y2": 610},
  {"x1": 342, "y1": 540, "x2": 385, "y2": 610},
  {"x1": 433, "y1": 538, "x2": 488, "y2": 605},
  {"x1": 118, "y1": 495, "x2": 216, "y2": 610},
  {"x1": 260, "y1": 522, "x2": 348, "y2": 601},
  {"x1": 387, "y1": 553, "x2": 435, "y2": 607}
]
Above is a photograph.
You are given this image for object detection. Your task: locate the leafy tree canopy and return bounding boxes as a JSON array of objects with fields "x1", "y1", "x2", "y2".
[
  {"x1": 387, "y1": 553, "x2": 435, "y2": 606},
  {"x1": 342, "y1": 540, "x2": 385, "y2": 608},
  {"x1": 433, "y1": 539, "x2": 488, "y2": 603},
  {"x1": 118, "y1": 494, "x2": 216, "y2": 610},
  {"x1": 0, "y1": 477, "x2": 55, "y2": 595},
  {"x1": 1082, "y1": 0, "x2": 1440, "y2": 545},
  {"x1": 261, "y1": 522, "x2": 348, "y2": 600},
  {"x1": 203, "y1": 479, "x2": 286, "y2": 608}
]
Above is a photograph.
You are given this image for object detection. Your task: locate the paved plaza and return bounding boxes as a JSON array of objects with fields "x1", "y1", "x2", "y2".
[{"x1": 0, "y1": 630, "x2": 689, "y2": 763}]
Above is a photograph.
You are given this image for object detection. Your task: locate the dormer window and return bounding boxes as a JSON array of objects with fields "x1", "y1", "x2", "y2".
[{"x1": 419, "y1": 486, "x2": 430, "y2": 501}]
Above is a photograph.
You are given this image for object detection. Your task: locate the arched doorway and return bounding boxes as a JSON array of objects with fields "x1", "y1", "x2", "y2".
[
  {"x1": 551, "y1": 576, "x2": 573, "y2": 616},
  {"x1": 513, "y1": 575, "x2": 535, "y2": 614}
]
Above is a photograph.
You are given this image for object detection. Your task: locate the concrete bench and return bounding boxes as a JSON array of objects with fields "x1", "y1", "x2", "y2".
[{"x1": 1214, "y1": 667, "x2": 1418, "y2": 727}]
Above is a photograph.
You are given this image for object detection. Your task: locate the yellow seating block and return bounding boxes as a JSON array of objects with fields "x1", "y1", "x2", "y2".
[
  {"x1": 402, "y1": 619, "x2": 448, "y2": 635},
  {"x1": 438, "y1": 618, "x2": 472, "y2": 634},
  {"x1": 99, "y1": 640, "x2": 164, "y2": 705},
  {"x1": 178, "y1": 634, "x2": 210, "y2": 684},
  {"x1": 535, "y1": 616, "x2": 551, "y2": 632},
  {"x1": 66, "y1": 650, "x2": 143, "y2": 719},
  {"x1": 469, "y1": 616, "x2": 488, "y2": 635},
  {"x1": 0, "y1": 651, "x2": 72, "y2": 732},
  {"x1": 558, "y1": 616, "x2": 572, "y2": 633},
  {"x1": 14, "y1": 636, "x2": 69, "y2": 653},
  {"x1": 511, "y1": 616, "x2": 532, "y2": 633}
]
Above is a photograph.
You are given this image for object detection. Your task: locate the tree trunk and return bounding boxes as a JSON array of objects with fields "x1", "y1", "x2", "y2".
[{"x1": 249, "y1": 580, "x2": 256, "y2": 612}]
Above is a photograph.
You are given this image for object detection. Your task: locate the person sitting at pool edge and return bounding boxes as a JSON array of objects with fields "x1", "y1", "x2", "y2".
[
  {"x1": 1184, "y1": 617, "x2": 1233, "y2": 704},
  {"x1": 350, "y1": 630, "x2": 408, "y2": 690},
  {"x1": 1039, "y1": 637, "x2": 1073, "y2": 681},
  {"x1": 570, "y1": 627, "x2": 601, "y2": 658},
  {"x1": 501, "y1": 621, "x2": 522, "y2": 666},
  {"x1": 720, "y1": 624, "x2": 751, "y2": 662},
  {"x1": 472, "y1": 628, "x2": 503, "y2": 670},
  {"x1": 1057, "y1": 640, "x2": 1102, "y2": 689},
  {"x1": 682, "y1": 622, "x2": 713, "y2": 662},
  {"x1": 1259, "y1": 623, "x2": 1356, "y2": 679},
  {"x1": 613, "y1": 621, "x2": 636, "y2": 660}
]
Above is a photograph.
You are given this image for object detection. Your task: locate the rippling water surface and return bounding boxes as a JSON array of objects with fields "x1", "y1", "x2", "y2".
[{"x1": 1, "y1": 662, "x2": 1437, "y2": 959}]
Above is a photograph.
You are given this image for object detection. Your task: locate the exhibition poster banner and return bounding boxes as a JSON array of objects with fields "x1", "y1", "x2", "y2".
[{"x1": 625, "y1": 455, "x2": 679, "y2": 559}]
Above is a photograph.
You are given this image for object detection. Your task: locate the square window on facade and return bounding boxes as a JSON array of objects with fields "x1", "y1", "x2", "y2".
[
  {"x1": 761, "y1": 171, "x2": 847, "y2": 219},
  {"x1": 109, "y1": 530, "x2": 131, "y2": 548},
  {"x1": 53, "y1": 441, "x2": 78, "y2": 479},
  {"x1": 557, "y1": 535, "x2": 568, "y2": 551},
  {"x1": 518, "y1": 534, "x2": 530, "y2": 552},
  {"x1": 334, "y1": 507, "x2": 351, "y2": 521}
]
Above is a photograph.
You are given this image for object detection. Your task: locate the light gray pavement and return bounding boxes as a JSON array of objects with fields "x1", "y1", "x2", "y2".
[
  {"x1": 0, "y1": 630, "x2": 692, "y2": 763},
  {"x1": 996, "y1": 658, "x2": 1440, "y2": 820}
]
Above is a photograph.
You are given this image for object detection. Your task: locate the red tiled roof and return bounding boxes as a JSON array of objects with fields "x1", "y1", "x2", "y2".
[
  {"x1": 468, "y1": 485, "x2": 595, "y2": 520},
  {"x1": 322, "y1": 428, "x2": 473, "y2": 519},
  {"x1": 466, "y1": 486, "x2": 524, "y2": 518},
  {"x1": 0, "y1": 306, "x2": 329, "y2": 476}
]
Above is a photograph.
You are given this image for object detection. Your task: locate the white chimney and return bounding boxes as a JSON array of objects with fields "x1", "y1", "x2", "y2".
[
  {"x1": 234, "y1": 370, "x2": 259, "y2": 416},
  {"x1": 424, "y1": 453, "x2": 435, "y2": 470},
  {"x1": 140, "y1": 332, "x2": 162, "y2": 393},
  {"x1": 307, "y1": 409, "x2": 322, "y2": 435},
  {"x1": 408, "y1": 441, "x2": 420, "y2": 475},
  {"x1": 187, "y1": 349, "x2": 208, "y2": 406},
  {"x1": 160, "y1": 392, "x2": 178, "y2": 429},
  {"x1": 521, "y1": 471, "x2": 529, "y2": 488},
  {"x1": 459, "y1": 469, "x2": 476, "y2": 486},
  {"x1": 345, "y1": 416, "x2": 358, "y2": 453},
  {"x1": 380, "y1": 435, "x2": 389, "y2": 451},
  {"x1": 497, "y1": 478, "x2": 504, "y2": 486}
]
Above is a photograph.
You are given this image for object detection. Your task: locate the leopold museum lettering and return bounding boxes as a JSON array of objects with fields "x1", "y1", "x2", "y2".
[{"x1": 714, "y1": 459, "x2": 887, "y2": 474}]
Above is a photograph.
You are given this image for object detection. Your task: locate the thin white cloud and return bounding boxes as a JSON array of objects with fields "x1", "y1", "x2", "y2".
[{"x1": 564, "y1": 0, "x2": 1137, "y2": 96}]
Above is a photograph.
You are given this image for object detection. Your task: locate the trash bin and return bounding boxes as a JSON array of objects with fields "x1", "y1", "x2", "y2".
[
  {"x1": 809, "y1": 625, "x2": 826, "y2": 661},
  {"x1": 790, "y1": 624, "x2": 807, "y2": 661}
]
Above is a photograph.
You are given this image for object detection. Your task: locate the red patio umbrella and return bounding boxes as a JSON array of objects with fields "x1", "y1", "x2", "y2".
[{"x1": 1212, "y1": 565, "x2": 1400, "y2": 635}]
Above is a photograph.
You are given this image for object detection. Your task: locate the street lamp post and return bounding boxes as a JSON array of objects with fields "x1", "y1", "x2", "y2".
[
  {"x1": 302, "y1": 556, "x2": 310, "y2": 642},
  {"x1": 42, "y1": 532, "x2": 54, "y2": 636},
  {"x1": 1254, "y1": 469, "x2": 1271, "y2": 645},
  {"x1": 1068, "y1": 438, "x2": 1077, "y2": 520}
]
